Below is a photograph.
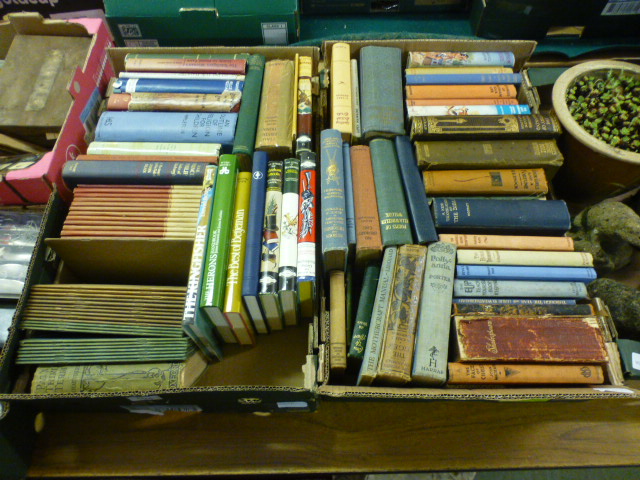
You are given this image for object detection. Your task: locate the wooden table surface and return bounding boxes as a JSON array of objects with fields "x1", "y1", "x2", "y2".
[{"x1": 28, "y1": 395, "x2": 640, "y2": 478}]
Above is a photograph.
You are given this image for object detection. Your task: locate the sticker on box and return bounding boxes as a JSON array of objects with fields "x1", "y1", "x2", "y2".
[
  {"x1": 601, "y1": 0, "x2": 640, "y2": 15},
  {"x1": 118, "y1": 23, "x2": 142, "y2": 38},
  {"x1": 124, "y1": 39, "x2": 161, "y2": 48},
  {"x1": 122, "y1": 404, "x2": 203, "y2": 415},
  {"x1": 261, "y1": 22, "x2": 288, "y2": 45},
  {"x1": 633, "y1": 352, "x2": 640, "y2": 371},
  {"x1": 277, "y1": 401, "x2": 310, "y2": 410}
]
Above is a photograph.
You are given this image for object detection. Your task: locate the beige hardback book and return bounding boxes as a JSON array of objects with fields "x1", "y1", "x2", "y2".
[{"x1": 330, "y1": 42, "x2": 352, "y2": 141}]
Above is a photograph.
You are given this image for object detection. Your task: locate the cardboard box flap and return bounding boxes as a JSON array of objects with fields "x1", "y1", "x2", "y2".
[
  {"x1": 105, "y1": 0, "x2": 215, "y2": 17},
  {"x1": 0, "y1": 12, "x2": 90, "y2": 40}
]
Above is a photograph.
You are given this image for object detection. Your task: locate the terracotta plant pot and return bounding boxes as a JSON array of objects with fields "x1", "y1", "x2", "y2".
[{"x1": 551, "y1": 60, "x2": 640, "y2": 204}]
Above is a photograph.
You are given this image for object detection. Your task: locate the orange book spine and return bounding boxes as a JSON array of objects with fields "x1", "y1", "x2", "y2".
[
  {"x1": 447, "y1": 363, "x2": 605, "y2": 385},
  {"x1": 407, "y1": 98, "x2": 519, "y2": 106},
  {"x1": 406, "y1": 84, "x2": 517, "y2": 99},
  {"x1": 423, "y1": 168, "x2": 548, "y2": 196},
  {"x1": 438, "y1": 234, "x2": 574, "y2": 251}
]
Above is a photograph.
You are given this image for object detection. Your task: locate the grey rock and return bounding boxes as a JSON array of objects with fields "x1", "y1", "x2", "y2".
[{"x1": 588, "y1": 278, "x2": 640, "y2": 339}]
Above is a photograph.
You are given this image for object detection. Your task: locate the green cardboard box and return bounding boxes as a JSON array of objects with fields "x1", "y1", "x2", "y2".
[{"x1": 104, "y1": 0, "x2": 300, "y2": 47}]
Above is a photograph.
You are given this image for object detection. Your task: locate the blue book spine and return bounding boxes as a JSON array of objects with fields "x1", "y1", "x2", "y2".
[
  {"x1": 453, "y1": 280, "x2": 589, "y2": 299},
  {"x1": 95, "y1": 112, "x2": 238, "y2": 146},
  {"x1": 453, "y1": 298, "x2": 577, "y2": 305},
  {"x1": 394, "y1": 135, "x2": 438, "y2": 244},
  {"x1": 431, "y1": 198, "x2": 571, "y2": 235},
  {"x1": 342, "y1": 142, "x2": 356, "y2": 254},
  {"x1": 456, "y1": 265, "x2": 598, "y2": 283},
  {"x1": 405, "y1": 73, "x2": 522, "y2": 85},
  {"x1": 112, "y1": 78, "x2": 244, "y2": 94},
  {"x1": 320, "y1": 129, "x2": 348, "y2": 273},
  {"x1": 242, "y1": 151, "x2": 269, "y2": 333}
]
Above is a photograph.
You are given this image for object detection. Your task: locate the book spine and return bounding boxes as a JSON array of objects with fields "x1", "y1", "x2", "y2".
[
  {"x1": 423, "y1": 168, "x2": 548, "y2": 196},
  {"x1": 106, "y1": 91, "x2": 242, "y2": 113},
  {"x1": 279, "y1": 157, "x2": 301, "y2": 326},
  {"x1": 112, "y1": 78, "x2": 244, "y2": 94},
  {"x1": 232, "y1": 54, "x2": 266, "y2": 162},
  {"x1": 125, "y1": 53, "x2": 251, "y2": 61},
  {"x1": 357, "y1": 246, "x2": 398, "y2": 386},
  {"x1": 347, "y1": 262, "x2": 381, "y2": 365},
  {"x1": 350, "y1": 58, "x2": 362, "y2": 141},
  {"x1": 200, "y1": 154, "x2": 239, "y2": 343},
  {"x1": 412, "y1": 241, "x2": 457, "y2": 386},
  {"x1": 438, "y1": 233, "x2": 574, "y2": 251},
  {"x1": 456, "y1": 249, "x2": 593, "y2": 267},
  {"x1": 223, "y1": 172, "x2": 255, "y2": 345},
  {"x1": 411, "y1": 113, "x2": 563, "y2": 140},
  {"x1": 453, "y1": 298, "x2": 577, "y2": 305},
  {"x1": 377, "y1": 244, "x2": 427, "y2": 385},
  {"x1": 342, "y1": 142, "x2": 356, "y2": 256},
  {"x1": 453, "y1": 280, "x2": 589, "y2": 299},
  {"x1": 407, "y1": 51, "x2": 515, "y2": 68},
  {"x1": 296, "y1": 56, "x2": 314, "y2": 146},
  {"x1": 320, "y1": 129, "x2": 348, "y2": 272},
  {"x1": 291, "y1": 54, "x2": 299, "y2": 144},
  {"x1": 350, "y1": 145, "x2": 383, "y2": 266},
  {"x1": 456, "y1": 265, "x2": 597, "y2": 283},
  {"x1": 407, "y1": 104, "x2": 531, "y2": 117},
  {"x1": 447, "y1": 363, "x2": 605, "y2": 385},
  {"x1": 330, "y1": 270, "x2": 347, "y2": 375},
  {"x1": 454, "y1": 316, "x2": 608, "y2": 363},
  {"x1": 297, "y1": 150, "x2": 318, "y2": 320},
  {"x1": 369, "y1": 138, "x2": 413, "y2": 246},
  {"x1": 94, "y1": 112, "x2": 238, "y2": 146},
  {"x1": 407, "y1": 98, "x2": 519, "y2": 106},
  {"x1": 124, "y1": 57, "x2": 247, "y2": 74},
  {"x1": 75, "y1": 154, "x2": 218, "y2": 164},
  {"x1": 331, "y1": 43, "x2": 353, "y2": 141},
  {"x1": 431, "y1": 198, "x2": 571, "y2": 234},
  {"x1": 120, "y1": 72, "x2": 246, "y2": 80},
  {"x1": 360, "y1": 46, "x2": 405, "y2": 139},
  {"x1": 453, "y1": 302, "x2": 595, "y2": 316},
  {"x1": 394, "y1": 136, "x2": 438, "y2": 244},
  {"x1": 61, "y1": 160, "x2": 208, "y2": 188},
  {"x1": 87, "y1": 141, "x2": 222, "y2": 157},
  {"x1": 406, "y1": 84, "x2": 517, "y2": 100},
  {"x1": 406, "y1": 73, "x2": 522, "y2": 85},
  {"x1": 405, "y1": 67, "x2": 514, "y2": 75}
]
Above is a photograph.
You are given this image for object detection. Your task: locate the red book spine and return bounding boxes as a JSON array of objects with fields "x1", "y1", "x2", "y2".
[{"x1": 125, "y1": 58, "x2": 247, "y2": 75}]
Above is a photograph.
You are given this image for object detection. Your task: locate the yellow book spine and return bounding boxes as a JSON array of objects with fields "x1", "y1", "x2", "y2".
[
  {"x1": 331, "y1": 42, "x2": 352, "y2": 141},
  {"x1": 291, "y1": 53, "x2": 299, "y2": 144}
]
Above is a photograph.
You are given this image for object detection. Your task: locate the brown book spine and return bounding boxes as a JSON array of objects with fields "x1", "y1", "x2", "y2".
[
  {"x1": 377, "y1": 244, "x2": 427, "y2": 385},
  {"x1": 107, "y1": 92, "x2": 241, "y2": 113},
  {"x1": 447, "y1": 363, "x2": 605, "y2": 385},
  {"x1": 454, "y1": 316, "x2": 609, "y2": 363},
  {"x1": 438, "y1": 234, "x2": 574, "y2": 251},
  {"x1": 74, "y1": 154, "x2": 218, "y2": 164},
  {"x1": 452, "y1": 303, "x2": 596, "y2": 317},
  {"x1": 406, "y1": 84, "x2": 517, "y2": 100},
  {"x1": 407, "y1": 98, "x2": 519, "y2": 106},
  {"x1": 124, "y1": 57, "x2": 246, "y2": 74},
  {"x1": 329, "y1": 270, "x2": 347, "y2": 375},
  {"x1": 423, "y1": 168, "x2": 548, "y2": 196},
  {"x1": 350, "y1": 145, "x2": 383, "y2": 266}
]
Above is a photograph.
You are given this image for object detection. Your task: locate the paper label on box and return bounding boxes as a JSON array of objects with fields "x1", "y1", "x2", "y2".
[
  {"x1": 122, "y1": 405, "x2": 203, "y2": 415},
  {"x1": 593, "y1": 387, "x2": 634, "y2": 394},
  {"x1": 124, "y1": 39, "x2": 161, "y2": 48},
  {"x1": 127, "y1": 395, "x2": 163, "y2": 402},
  {"x1": 601, "y1": 0, "x2": 640, "y2": 15},
  {"x1": 632, "y1": 352, "x2": 640, "y2": 370},
  {"x1": 261, "y1": 22, "x2": 288, "y2": 45},
  {"x1": 118, "y1": 23, "x2": 143, "y2": 38},
  {"x1": 276, "y1": 401, "x2": 310, "y2": 410}
]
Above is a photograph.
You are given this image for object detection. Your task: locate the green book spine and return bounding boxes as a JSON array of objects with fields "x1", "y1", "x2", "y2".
[
  {"x1": 348, "y1": 262, "x2": 381, "y2": 367},
  {"x1": 232, "y1": 54, "x2": 266, "y2": 169},
  {"x1": 369, "y1": 138, "x2": 413, "y2": 246},
  {"x1": 359, "y1": 46, "x2": 405, "y2": 140},
  {"x1": 200, "y1": 154, "x2": 239, "y2": 343}
]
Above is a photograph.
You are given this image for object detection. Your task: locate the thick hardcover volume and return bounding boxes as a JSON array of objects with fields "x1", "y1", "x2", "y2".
[
  {"x1": 439, "y1": 234, "x2": 574, "y2": 251},
  {"x1": 406, "y1": 67, "x2": 514, "y2": 75},
  {"x1": 423, "y1": 168, "x2": 549, "y2": 196},
  {"x1": 358, "y1": 246, "x2": 398, "y2": 386},
  {"x1": 394, "y1": 136, "x2": 438, "y2": 245},
  {"x1": 75, "y1": 154, "x2": 218, "y2": 164},
  {"x1": 407, "y1": 104, "x2": 531, "y2": 117},
  {"x1": 320, "y1": 129, "x2": 348, "y2": 273},
  {"x1": 296, "y1": 56, "x2": 314, "y2": 147},
  {"x1": 456, "y1": 249, "x2": 593, "y2": 267},
  {"x1": 431, "y1": 198, "x2": 571, "y2": 235},
  {"x1": 107, "y1": 91, "x2": 242, "y2": 112},
  {"x1": 447, "y1": 363, "x2": 605, "y2": 385},
  {"x1": 330, "y1": 270, "x2": 347, "y2": 375},
  {"x1": 112, "y1": 78, "x2": 243, "y2": 95},
  {"x1": 411, "y1": 113, "x2": 562, "y2": 141},
  {"x1": 124, "y1": 57, "x2": 247, "y2": 74},
  {"x1": 415, "y1": 140, "x2": 564, "y2": 178},
  {"x1": 407, "y1": 98, "x2": 519, "y2": 106},
  {"x1": 259, "y1": 160, "x2": 285, "y2": 331},
  {"x1": 94, "y1": 112, "x2": 238, "y2": 147},
  {"x1": 330, "y1": 43, "x2": 353, "y2": 141},
  {"x1": 406, "y1": 73, "x2": 522, "y2": 85},
  {"x1": 278, "y1": 158, "x2": 301, "y2": 326},
  {"x1": 342, "y1": 143, "x2": 356, "y2": 257},
  {"x1": 412, "y1": 241, "x2": 457, "y2": 386},
  {"x1": 453, "y1": 316, "x2": 608, "y2": 363},
  {"x1": 347, "y1": 262, "x2": 381, "y2": 366},
  {"x1": 255, "y1": 59, "x2": 295, "y2": 158},
  {"x1": 359, "y1": 46, "x2": 405, "y2": 140},
  {"x1": 454, "y1": 298, "x2": 577, "y2": 305},
  {"x1": 456, "y1": 265, "x2": 597, "y2": 283},
  {"x1": 350, "y1": 145, "x2": 383, "y2": 266},
  {"x1": 369, "y1": 139, "x2": 414, "y2": 246},
  {"x1": 182, "y1": 165, "x2": 223, "y2": 361},
  {"x1": 453, "y1": 280, "x2": 589, "y2": 299},
  {"x1": 242, "y1": 152, "x2": 269, "y2": 334},
  {"x1": 297, "y1": 150, "x2": 318, "y2": 320},
  {"x1": 223, "y1": 173, "x2": 256, "y2": 346},
  {"x1": 406, "y1": 84, "x2": 517, "y2": 100},
  {"x1": 453, "y1": 302, "x2": 595, "y2": 317},
  {"x1": 407, "y1": 51, "x2": 516, "y2": 68},
  {"x1": 200, "y1": 155, "x2": 239, "y2": 344},
  {"x1": 232, "y1": 54, "x2": 266, "y2": 168},
  {"x1": 350, "y1": 59, "x2": 362, "y2": 141},
  {"x1": 376, "y1": 244, "x2": 427, "y2": 386},
  {"x1": 87, "y1": 141, "x2": 222, "y2": 157},
  {"x1": 61, "y1": 160, "x2": 207, "y2": 188}
]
